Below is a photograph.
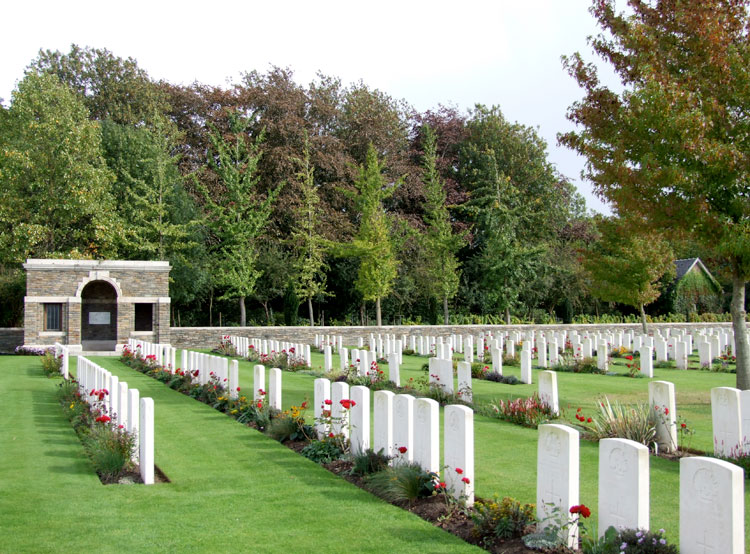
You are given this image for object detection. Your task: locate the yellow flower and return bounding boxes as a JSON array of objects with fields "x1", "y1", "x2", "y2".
[
  {"x1": 231, "y1": 409, "x2": 238, "y2": 415},
  {"x1": 69, "y1": 403, "x2": 74, "y2": 409}
]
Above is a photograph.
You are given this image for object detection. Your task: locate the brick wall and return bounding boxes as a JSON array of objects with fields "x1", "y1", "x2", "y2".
[
  {"x1": 169, "y1": 322, "x2": 735, "y2": 350},
  {"x1": 0, "y1": 328, "x2": 24, "y2": 353}
]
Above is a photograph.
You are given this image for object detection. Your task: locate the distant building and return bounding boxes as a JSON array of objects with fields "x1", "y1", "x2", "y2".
[
  {"x1": 665, "y1": 258, "x2": 723, "y2": 315},
  {"x1": 23, "y1": 259, "x2": 171, "y2": 352}
]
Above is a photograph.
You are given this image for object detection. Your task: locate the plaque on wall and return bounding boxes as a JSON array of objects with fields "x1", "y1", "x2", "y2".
[{"x1": 89, "y1": 312, "x2": 111, "y2": 325}]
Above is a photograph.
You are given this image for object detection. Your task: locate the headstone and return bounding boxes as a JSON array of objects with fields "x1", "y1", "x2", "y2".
[
  {"x1": 741, "y1": 390, "x2": 750, "y2": 454},
  {"x1": 520, "y1": 349, "x2": 532, "y2": 384},
  {"x1": 538, "y1": 371, "x2": 559, "y2": 415},
  {"x1": 117, "y1": 382, "x2": 128, "y2": 429},
  {"x1": 506, "y1": 339, "x2": 515, "y2": 358},
  {"x1": 649, "y1": 380, "x2": 677, "y2": 453},
  {"x1": 323, "y1": 345, "x2": 332, "y2": 371},
  {"x1": 654, "y1": 338, "x2": 668, "y2": 362},
  {"x1": 711, "y1": 387, "x2": 743, "y2": 457},
  {"x1": 680, "y1": 457, "x2": 744, "y2": 554},
  {"x1": 373, "y1": 390, "x2": 395, "y2": 457},
  {"x1": 597, "y1": 341, "x2": 608, "y2": 371},
  {"x1": 229, "y1": 360, "x2": 239, "y2": 400},
  {"x1": 314, "y1": 378, "x2": 331, "y2": 438},
  {"x1": 127, "y1": 388, "x2": 140, "y2": 460},
  {"x1": 548, "y1": 339, "x2": 559, "y2": 366},
  {"x1": 491, "y1": 347, "x2": 503, "y2": 375},
  {"x1": 393, "y1": 394, "x2": 415, "y2": 464},
  {"x1": 457, "y1": 361, "x2": 472, "y2": 402},
  {"x1": 538, "y1": 336, "x2": 548, "y2": 368},
  {"x1": 350, "y1": 386, "x2": 371, "y2": 456},
  {"x1": 268, "y1": 367, "x2": 282, "y2": 410},
  {"x1": 675, "y1": 340, "x2": 688, "y2": 370},
  {"x1": 537, "y1": 424, "x2": 579, "y2": 549},
  {"x1": 253, "y1": 365, "x2": 265, "y2": 401},
  {"x1": 388, "y1": 352, "x2": 400, "y2": 386},
  {"x1": 598, "y1": 438, "x2": 649, "y2": 537},
  {"x1": 413, "y1": 398, "x2": 440, "y2": 473},
  {"x1": 639, "y1": 346, "x2": 654, "y2": 378},
  {"x1": 444, "y1": 405, "x2": 474, "y2": 506},
  {"x1": 139, "y1": 397, "x2": 154, "y2": 485},
  {"x1": 429, "y1": 357, "x2": 454, "y2": 393},
  {"x1": 331, "y1": 381, "x2": 350, "y2": 439}
]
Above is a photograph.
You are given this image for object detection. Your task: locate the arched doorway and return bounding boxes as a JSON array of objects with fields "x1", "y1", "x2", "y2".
[{"x1": 81, "y1": 280, "x2": 118, "y2": 351}]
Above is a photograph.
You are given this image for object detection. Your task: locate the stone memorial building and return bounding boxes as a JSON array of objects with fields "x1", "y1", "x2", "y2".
[{"x1": 23, "y1": 259, "x2": 171, "y2": 352}]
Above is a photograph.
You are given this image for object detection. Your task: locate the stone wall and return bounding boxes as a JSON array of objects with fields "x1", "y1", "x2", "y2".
[
  {"x1": 0, "y1": 328, "x2": 24, "y2": 353},
  {"x1": 169, "y1": 322, "x2": 735, "y2": 350}
]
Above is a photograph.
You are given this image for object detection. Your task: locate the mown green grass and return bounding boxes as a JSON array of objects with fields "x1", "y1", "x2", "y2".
[
  {"x1": 0, "y1": 355, "x2": 480, "y2": 553},
  {"x1": 190, "y1": 345, "x2": 748, "y2": 547}
]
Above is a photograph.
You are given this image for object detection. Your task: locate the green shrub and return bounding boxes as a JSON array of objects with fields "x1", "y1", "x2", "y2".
[
  {"x1": 485, "y1": 372, "x2": 520, "y2": 385},
  {"x1": 349, "y1": 448, "x2": 390, "y2": 476},
  {"x1": 364, "y1": 462, "x2": 437, "y2": 504},
  {"x1": 40, "y1": 351, "x2": 62, "y2": 377},
  {"x1": 552, "y1": 354, "x2": 603, "y2": 374},
  {"x1": 485, "y1": 393, "x2": 555, "y2": 428},
  {"x1": 300, "y1": 438, "x2": 345, "y2": 464},
  {"x1": 265, "y1": 413, "x2": 312, "y2": 443},
  {"x1": 471, "y1": 496, "x2": 535, "y2": 541},
  {"x1": 83, "y1": 422, "x2": 136, "y2": 483}
]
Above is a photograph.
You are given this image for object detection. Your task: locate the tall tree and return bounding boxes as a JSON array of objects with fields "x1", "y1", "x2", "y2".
[
  {"x1": 0, "y1": 72, "x2": 115, "y2": 262},
  {"x1": 560, "y1": 0, "x2": 750, "y2": 388},
  {"x1": 420, "y1": 125, "x2": 464, "y2": 324},
  {"x1": 584, "y1": 217, "x2": 674, "y2": 333},
  {"x1": 342, "y1": 144, "x2": 400, "y2": 326},
  {"x1": 199, "y1": 111, "x2": 282, "y2": 326},
  {"x1": 291, "y1": 138, "x2": 328, "y2": 325}
]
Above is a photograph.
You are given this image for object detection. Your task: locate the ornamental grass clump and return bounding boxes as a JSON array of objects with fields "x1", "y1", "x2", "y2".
[
  {"x1": 40, "y1": 350, "x2": 62, "y2": 377},
  {"x1": 485, "y1": 393, "x2": 556, "y2": 428},
  {"x1": 576, "y1": 397, "x2": 656, "y2": 447},
  {"x1": 349, "y1": 448, "x2": 390, "y2": 476},
  {"x1": 364, "y1": 462, "x2": 438, "y2": 504},
  {"x1": 84, "y1": 420, "x2": 136, "y2": 484}
]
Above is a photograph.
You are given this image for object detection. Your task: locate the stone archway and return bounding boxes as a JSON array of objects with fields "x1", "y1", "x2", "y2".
[{"x1": 81, "y1": 280, "x2": 118, "y2": 351}]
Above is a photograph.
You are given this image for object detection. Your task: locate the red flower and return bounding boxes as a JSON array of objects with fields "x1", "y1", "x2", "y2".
[
  {"x1": 455, "y1": 467, "x2": 463, "y2": 474},
  {"x1": 256, "y1": 402, "x2": 262, "y2": 409},
  {"x1": 324, "y1": 399, "x2": 332, "y2": 405},
  {"x1": 328, "y1": 432, "x2": 335, "y2": 438},
  {"x1": 461, "y1": 477, "x2": 471, "y2": 484},
  {"x1": 570, "y1": 504, "x2": 591, "y2": 518},
  {"x1": 95, "y1": 415, "x2": 111, "y2": 423},
  {"x1": 258, "y1": 389, "x2": 266, "y2": 396},
  {"x1": 118, "y1": 425, "x2": 124, "y2": 429},
  {"x1": 435, "y1": 481, "x2": 447, "y2": 490},
  {"x1": 398, "y1": 446, "x2": 408, "y2": 454},
  {"x1": 681, "y1": 423, "x2": 687, "y2": 428},
  {"x1": 340, "y1": 399, "x2": 356, "y2": 410},
  {"x1": 576, "y1": 407, "x2": 582, "y2": 413},
  {"x1": 236, "y1": 387, "x2": 241, "y2": 392},
  {"x1": 587, "y1": 417, "x2": 593, "y2": 423},
  {"x1": 664, "y1": 408, "x2": 669, "y2": 415},
  {"x1": 625, "y1": 355, "x2": 633, "y2": 361},
  {"x1": 301, "y1": 401, "x2": 308, "y2": 409}
]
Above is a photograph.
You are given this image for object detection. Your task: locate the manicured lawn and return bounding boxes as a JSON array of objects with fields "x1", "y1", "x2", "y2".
[
  {"x1": 0, "y1": 355, "x2": 480, "y2": 553},
  {"x1": 6, "y1": 342, "x2": 745, "y2": 551}
]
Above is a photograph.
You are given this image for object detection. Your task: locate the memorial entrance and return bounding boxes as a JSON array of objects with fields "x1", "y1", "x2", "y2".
[{"x1": 81, "y1": 281, "x2": 118, "y2": 351}]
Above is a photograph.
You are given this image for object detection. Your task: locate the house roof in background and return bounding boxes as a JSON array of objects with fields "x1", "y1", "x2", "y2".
[{"x1": 674, "y1": 258, "x2": 699, "y2": 281}]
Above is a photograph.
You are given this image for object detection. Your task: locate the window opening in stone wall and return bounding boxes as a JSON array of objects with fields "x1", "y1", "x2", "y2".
[
  {"x1": 44, "y1": 303, "x2": 62, "y2": 331},
  {"x1": 135, "y1": 303, "x2": 154, "y2": 332}
]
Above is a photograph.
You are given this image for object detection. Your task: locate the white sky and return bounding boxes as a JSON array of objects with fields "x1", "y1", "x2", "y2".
[{"x1": 2, "y1": 0, "x2": 619, "y2": 214}]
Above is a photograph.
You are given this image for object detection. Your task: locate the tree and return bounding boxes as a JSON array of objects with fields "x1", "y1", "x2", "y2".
[
  {"x1": 560, "y1": 0, "x2": 750, "y2": 388},
  {"x1": 0, "y1": 72, "x2": 115, "y2": 263},
  {"x1": 291, "y1": 138, "x2": 329, "y2": 325},
  {"x1": 583, "y1": 217, "x2": 674, "y2": 333},
  {"x1": 342, "y1": 144, "x2": 400, "y2": 326},
  {"x1": 199, "y1": 111, "x2": 282, "y2": 326},
  {"x1": 419, "y1": 125, "x2": 465, "y2": 324}
]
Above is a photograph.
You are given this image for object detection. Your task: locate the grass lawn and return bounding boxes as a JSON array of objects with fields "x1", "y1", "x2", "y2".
[
  {"x1": 0, "y1": 355, "x2": 480, "y2": 553},
  {"x1": 180, "y1": 345, "x2": 747, "y2": 548},
  {"x1": 4, "y1": 342, "x2": 746, "y2": 551}
]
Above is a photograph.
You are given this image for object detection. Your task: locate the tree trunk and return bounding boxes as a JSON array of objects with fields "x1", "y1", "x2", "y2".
[
  {"x1": 308, "y1": 297, "x2": 314, "y2": 326},
  {"x1": 505, "y1": 307, "x2": 511, "y2": 325},
  {"x1": 209, "y1": 290, "x2": 213, "y2": 327},
  {"x1": 731, "y1": 272, "x2": 750, "y2": 390},
  {"x1": 376, "y1": 297, "x2": 382, "y2": 327},
  {"x1": 360, "y1": 303, "x2": 366, "y2": 326},
  {"x1": 239, "y1": 296, "x2": 246, "y2": 327},
  {"x1": 262, "y1": 301, "x2": 270, "y2": 324},
  {"x1": 639, "y1": 303, "x2": 648, "y2": 335},
  {"x1": 443, "y1": 294, "x2": 450, "y2": 325}
]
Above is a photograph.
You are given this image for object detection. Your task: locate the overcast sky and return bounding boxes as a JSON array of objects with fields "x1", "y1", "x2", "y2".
[{"x1": 2, "y1": 0, "x2": 620, "y2": 214}]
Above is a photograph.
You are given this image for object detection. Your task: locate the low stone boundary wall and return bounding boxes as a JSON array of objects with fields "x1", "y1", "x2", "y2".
[
  {"x1": 0, "y1": 328, "x2": 23, "y2": 353},
  {"x1": 169, "y1": 322, "x2": 734, "y2": 350}
]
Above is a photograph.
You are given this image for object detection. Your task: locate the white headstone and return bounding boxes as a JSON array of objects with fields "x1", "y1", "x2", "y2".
[
  {"x1": 393, "y1": 394, "x2": 415, "y2": 464},
  {"x1": 538, "y1": 371, "x2": 559, "y2": 416},
  {"x1": 536, "y1": 424, "x2": 579, "y2": 549},
  {"x1": 268, "y1": 367, "x2": 282, "y2": 410},
  {"x1": 139, "y1": 397, "x2": 154, "y2": 485},
  {"x1": 520, "y1": 349, "x2": 532, "y2": 384},
  {"x1": 597, "y1": 341, "x2": 608, "y2": 371},
  {"x1": 649, "y1": 380, "x2": 677, "y2": 453},
  {"x1": 387, "y1": 352, "x2": 400, "y2": 386},
  {"x1": 457, "y1": 361, "x2": 472, "y2": 402},
  {"x1": 680, "y1": 457, "x2": 744, "y2": 554},
  {"x1": 413, "y1": 398, "x2": 440, "y2": 473},
  {"x1": 491, "y1": 347, "x2": 503, "y2": 375},
  {"x1": 444, "y1": 405, "x2": 474, "y2": 506},
  {"x1": 331, "y1": 381, "x2": 350, "y2": 439},
  {"x1": 711, "y1": 387, "x2": 743, "y2": 457},
  {"x1": 373, "y1": 390, "x2": 395, "y2": 457},
  {"x1": 229, "y1": 360, "x2": 239, "y2": 399},
  {"x1": 253, "y1": 365, "x2": 265, "y2": 401},
  {"x1": 598, "y1": 438, "x2": 649, "y2": 536},
  {"x1": 350, "y1": 386, "x2": 371, "y2": 456},
  {"x1": 639, "y1": 346, "x2": 654, "y2": 378},
  {"x1": 314, "y1": 378, "x2": 331, "y2": 438}
]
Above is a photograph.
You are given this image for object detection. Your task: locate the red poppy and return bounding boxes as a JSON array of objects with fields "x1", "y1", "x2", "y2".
[
  {"x1": 625, "y1": 355, "x2": 633, "y2": 361},
  {"x1": 236, "y1": 387, "x2": 241, "y2": 392},
  {"x1": 256, "y1": 402, "x2": 262, "y2": 409},
  {"x1": 587, "y1": 417, "x2": 593, "y2": 423},
  {"x1": 340, "y1": 399, "x2": 356, "y2": 410},
  {"x1": 328, "y1": 432, "x2": 335, "y2": 438},
  {"x1": 301, "y1": 401, "x2": 308, "y2": 409},
  {"x1": 681, "y1": 422, "x2": 687, "y2": 428},
  {"x1": 664, "y1": 408, "x2": 669, "y2": 415},
  {"x1": 569, "y1": 504, "x2": 591, "y2": 518},
  {"x1": 95, "y1": 415, "x2": 111, "y2": 423},
  {"x1": 324, "y1": 399, "x2": 332, "y2": 405},
  {"x1": 398, "y1": 446, "x2": 408, "y2": 454},
  {"x1": 461, "y1": 477, "x2": 471, "y2": 485},
  {"x1": 455, "y1": 467, "x2": 463, "y2": 474},
  {"x1": 435, "y1": 481, "x2": 447, "y2": 490},
  {"x1": 576, "y1": 407, "x2": 582, "y2": 413}
]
